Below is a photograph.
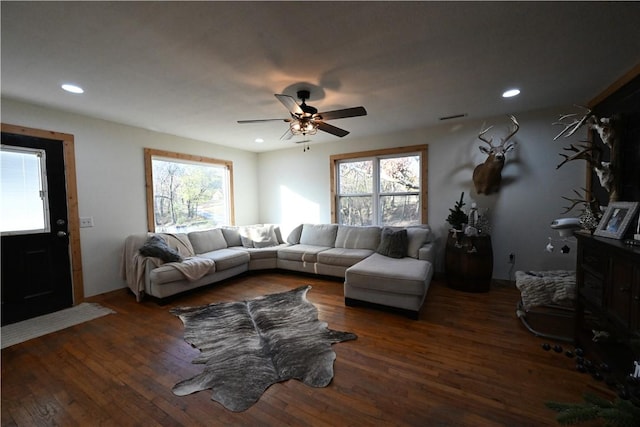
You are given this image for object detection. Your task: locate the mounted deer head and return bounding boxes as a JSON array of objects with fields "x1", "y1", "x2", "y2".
[{"x1": 472, "y1": 115, "x2": 519, "y2": 194}]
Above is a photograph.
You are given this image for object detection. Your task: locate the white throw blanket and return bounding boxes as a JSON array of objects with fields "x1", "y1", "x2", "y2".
[
  {"x1": 515, "y1": 270, "x2": 576, "y2": 310},
  {"x1": 121, "y1": 233, "x2": 214, "y2": 302}
]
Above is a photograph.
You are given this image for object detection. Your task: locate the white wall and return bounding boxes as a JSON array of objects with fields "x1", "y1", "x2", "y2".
[
  {"x1": 1, "y1": 98, "x2": 259, "y2": 297},
  {"x1": 258, "y1": 106, "x2": 586, "y2": 280}
]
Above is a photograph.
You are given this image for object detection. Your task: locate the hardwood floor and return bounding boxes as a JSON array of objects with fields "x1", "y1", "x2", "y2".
[{"x1": 1, "y1": 272, "x2": 611, "y2": 426}]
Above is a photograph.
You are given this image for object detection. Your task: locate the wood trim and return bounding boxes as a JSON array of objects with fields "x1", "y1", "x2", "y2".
[
  {"x1": 330, "y1": 144, "x2": 429, "y2": 224},
  {"x1": 588, "y1": 62, "x2": 640, "y2": 108},
  {"x1": 1, "y1": 123, "x2": 85, "y2": 305},
  {"x1": 143, "y1": 148, "x2": 235, "y2": 232}
]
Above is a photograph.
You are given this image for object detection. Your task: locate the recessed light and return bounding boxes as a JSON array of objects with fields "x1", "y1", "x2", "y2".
[
  {"x1": 255, "y1": 138, "x2": 264, "y2": 143},
  {"x1": 61, "y1": 84, "x2": 84, "y2": 94},
  {"x1": 502, "y1": 89, "x2": 520, "y2": 98}
]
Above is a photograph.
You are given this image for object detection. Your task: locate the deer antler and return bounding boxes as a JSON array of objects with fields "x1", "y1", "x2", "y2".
[
  {"x1": 478, "y1": 125, "x2": 494, "y2": 146},
  {"x1": 501, "y1": 115, "x2": 519, "y2": 149},
  {"x1": 478, "y1": 115, "x2": 519, "y2": 147},
  {"x1": 553, "y1": 106, "x2": 593, "y2": 140},
  {"x1": 556, "y1": 142, "x2": 602, "y2": 169},
  {"x1": 561, "y1": 188, "x2": 597, "y2": 214}
]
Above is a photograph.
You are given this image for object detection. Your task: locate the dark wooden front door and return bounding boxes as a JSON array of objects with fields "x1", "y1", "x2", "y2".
[{"x1": 1, "y1": 132, "x2": 73, "y2": 325}]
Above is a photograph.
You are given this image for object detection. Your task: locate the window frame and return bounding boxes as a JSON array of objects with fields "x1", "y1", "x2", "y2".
[
  {"x1": 330, "y1": 145, "x2": 428, "y2": 225},
  {"x1": 0, "y1": 145, "x2": 51, "y2": 235},
  {"x1": 144, "y1": 148, "x2": 235, "y2": 232}
]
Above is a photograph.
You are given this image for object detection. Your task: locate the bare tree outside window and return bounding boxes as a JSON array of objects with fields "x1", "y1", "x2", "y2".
[
  {"x1": 379, "y1": 156, "x2": 420, "y2": 226},
  {"x1": 338, "y1": 160, "x2": 373, "y2": 225},
  {"x1": 144, "y1": 149, "x2": 234, "y2": 232},
  {"x1": 332, "y1": 146, "x2": 426, "y2": 226}
]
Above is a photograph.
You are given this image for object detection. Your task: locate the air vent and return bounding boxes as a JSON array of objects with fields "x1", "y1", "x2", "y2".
[{"x1": 439, "y1": 113, "x2": 467, "y2": 121}]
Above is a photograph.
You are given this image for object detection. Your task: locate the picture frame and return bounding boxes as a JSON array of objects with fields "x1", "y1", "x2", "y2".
[{"x1": 593, "y1": 201, "x2": 640, "y2": 239}]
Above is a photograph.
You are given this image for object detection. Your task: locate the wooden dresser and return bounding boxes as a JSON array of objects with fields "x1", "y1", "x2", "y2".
[{"x1": 575, "y1": 232, "x2": 640, "y2": 374}]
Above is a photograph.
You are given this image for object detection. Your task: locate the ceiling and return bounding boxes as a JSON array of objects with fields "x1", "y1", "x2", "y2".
[{"x1": 2, "y1": 2, "x2": 639, "y2": 153}]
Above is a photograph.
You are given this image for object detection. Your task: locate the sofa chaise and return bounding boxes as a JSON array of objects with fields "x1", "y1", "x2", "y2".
[{"x1": 121, "y1": 223, "x2": 436, "y2": 318}]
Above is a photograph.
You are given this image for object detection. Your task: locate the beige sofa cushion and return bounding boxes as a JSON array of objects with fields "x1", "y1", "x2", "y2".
[
  {"x1": 188, "y1": 229, "x2": 228, "y2": 254},
  {"x1": 299, "y1": 224, "x2": 338, "y2": 247},
  {"x1": 345, "y1": 253, "x2": 432, "y2": 296},
  {"x1": 230, "y1": 244, "x2": 286, "y2": 260},
  {"x1": 335, "y1": 225, "x2": 381, "y2": 250},
  {"x1": 278, "y1": 244, "x2": 332, "y2": 263},
  {"x1": 317, "y1": 248, "x2": 374, "y2": 267},
  {"x1": 197, "y1": 248, "x2": 250, "y2": 271}
]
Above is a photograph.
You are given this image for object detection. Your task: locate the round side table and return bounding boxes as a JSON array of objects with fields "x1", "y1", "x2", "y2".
[{"x1": 445, "y1": 233, "x2": 493, "y2": 292}]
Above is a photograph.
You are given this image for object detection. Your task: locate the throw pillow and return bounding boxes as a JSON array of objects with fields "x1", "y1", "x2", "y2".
[
  {"x1": 286, "y1": 224, "x2": 303, "y2": 244},
  {"x1": 139, "y1": 235, "x2": 183, "y2": 263},
  {"x1": 406, "y1": 227, "x2": 431, "y2": 258},
  {"x1": 221, "y1": 227, "x2": 242, "y2": 247},
  {"x1": 376, "y1": 228, "x2": 408, "y2": 259},
  {"x1": 239, "y1": 225, "x2": 279, "y2": 248}
]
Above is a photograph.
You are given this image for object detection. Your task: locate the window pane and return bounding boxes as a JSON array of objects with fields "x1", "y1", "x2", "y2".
[
  {"x1": 339, "y1": 160, "x2": 373, "y2": 194},
  {"x1": 1, "y1": 147, "x2": 49, "y2": 234},
  {"x1": 380, "y1": 195, "x2": 420, "y2": 226},
  {"x1": 338, "y1": 196, "x2": 373, "y2": 226},
  {"x1": 380, "y1": 156, "x2": 420, "y2": 193},
  {"x1": 152, "y1": 157, "x2": 229, "y2": 232}
]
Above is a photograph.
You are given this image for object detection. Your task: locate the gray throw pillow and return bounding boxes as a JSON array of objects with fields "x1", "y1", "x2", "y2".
[
  {"x1": 286, "y1": 224, "x2": 303, "y2": 244},
  {"x1": 139, "y1": 235, "x2": 183, "y2": 262},
  {"x1": 376, "y1": 228, "x2": 408, "y2": 259}
]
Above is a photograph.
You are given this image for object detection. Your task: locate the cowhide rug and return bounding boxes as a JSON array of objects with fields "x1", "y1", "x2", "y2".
[{"x1": 170, "y1": 285, "x2": 357, "y2": 412}]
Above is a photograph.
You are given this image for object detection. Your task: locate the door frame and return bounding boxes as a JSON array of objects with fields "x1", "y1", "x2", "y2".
[{"x1": 2, "y1": 123, "x2": 84, "y2": 305}]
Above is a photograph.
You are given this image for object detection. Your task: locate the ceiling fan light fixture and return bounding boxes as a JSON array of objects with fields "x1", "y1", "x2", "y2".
[{"x1": 290, "y1": 118, "x2": 318, "y2": 136}]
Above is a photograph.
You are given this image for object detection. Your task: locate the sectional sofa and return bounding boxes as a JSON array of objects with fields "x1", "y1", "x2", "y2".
[{"x1": 121, "y1": 223, "x2": 436, "y2": 318}]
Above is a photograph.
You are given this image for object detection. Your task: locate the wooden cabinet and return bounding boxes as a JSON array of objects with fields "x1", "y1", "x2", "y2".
[
  {"x1": 445, "y1": 234, "x2": 493, "y2": 293},
  {"x1": 575, "y1": 233, "x2": 640, "y2": 373}
]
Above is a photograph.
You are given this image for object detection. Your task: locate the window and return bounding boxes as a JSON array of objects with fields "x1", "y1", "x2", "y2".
[
  {"x1": 1, "y1": 145, "x2": 50, "y2": 234},
  {"x1": 331, "y1": 145, "x2": 428, "y2": 226},
  {"x1": 144, "y1": 148, "x2": 234, "y2": 232}
]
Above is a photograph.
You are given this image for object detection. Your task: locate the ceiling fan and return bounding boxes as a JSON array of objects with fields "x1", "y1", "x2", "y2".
[{"x1": 237, "y1": 90, "x2": 367, "y2": 140}]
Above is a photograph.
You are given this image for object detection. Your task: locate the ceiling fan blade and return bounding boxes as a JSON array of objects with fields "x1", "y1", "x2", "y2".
[
  {"x1": 237, "y1": 118, "x2": 289, "y2": 124},
  {"x1": 317, "y1": 106, "x2": 367, "y2": 121},
  {"x1": 317, "y1": 121, "x2": 350, "y2": 137},
  {"x1": 280, "y1": 127, "x2": 294, "y2": 140},
  {"x1": 275, "y1": 94, "x2": 303, "y2": 115}
]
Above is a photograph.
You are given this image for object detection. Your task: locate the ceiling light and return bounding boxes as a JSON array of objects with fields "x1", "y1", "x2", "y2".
[
  {"x1": 61, "y1": 84, "x2": 84, "y2": 94},
  {"x1": 255, "y1": 138, "x2": 264, "y2": 143},
  {"x1": 290, "y1": 118, "x2": 318, "y2": 136},
  {"x1": 502, "y1": 89, "x2": 520, "y2": 98}
]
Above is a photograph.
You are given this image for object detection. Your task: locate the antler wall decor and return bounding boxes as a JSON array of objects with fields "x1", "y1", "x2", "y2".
[
  {"x1": 553, "y1": 106, "x2": 618, "y2": 201},
  {"x1": 472, "y1": 115, "x2": 519, "y2": 195}
]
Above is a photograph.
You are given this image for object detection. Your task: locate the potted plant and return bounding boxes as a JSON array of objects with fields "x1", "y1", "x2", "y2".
[{"x1": 446, "y1": 192, "x2": 469, "y2": 232}]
